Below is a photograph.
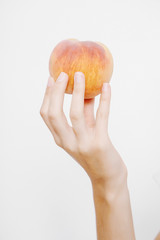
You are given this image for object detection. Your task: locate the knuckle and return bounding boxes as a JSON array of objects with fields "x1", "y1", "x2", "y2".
[
  {"x1": 48, "y1": 110, "x2": 59, "y2": 121},
  {"x1": 40, "y1": 108, "x2": 47, "y2": 118},
  {"x1": 77, "y1": 143, "x2": 91, "y2": 156},
  {"x1": 63, "y1": 143, "x2": 75, "y2": 154},
  {"x1": 48, "y1": 112, "x2": 56, "y2": 121},
  {"x1": 54, "y1": 137, "x2": 62, "y2": 147},
  {"x1": 70, "y1": 111, "x2": 81, "y2": 121},
  {"x1": 56, "y1": 139, "x2": 75, "y2": 153}
]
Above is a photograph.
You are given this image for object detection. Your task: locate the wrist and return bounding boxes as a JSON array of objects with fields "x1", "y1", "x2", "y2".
[{"x1": 91, "y1": 165, "x2": 128, "y2": 203}]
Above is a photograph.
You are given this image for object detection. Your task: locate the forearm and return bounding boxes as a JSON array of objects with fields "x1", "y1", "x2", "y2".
[
  {"x1": 40, "y1": 72, "x2": 135, "y2": 239},
  {"x1": 92, "y1": 173, "x2": 136, "y2": 240}
]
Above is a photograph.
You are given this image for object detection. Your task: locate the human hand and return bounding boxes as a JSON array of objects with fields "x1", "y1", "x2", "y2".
[
  {"x1": 40, "y1": 72, "x2": 127, "y2": 191},
  {"x1": 155, "y1": 232, "x2": 160, "y2": 240}
]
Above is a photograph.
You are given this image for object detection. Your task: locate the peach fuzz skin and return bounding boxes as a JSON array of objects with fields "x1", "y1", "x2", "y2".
[{"x1": 49, "y1": 39, "x2": 113, "y2": 99}]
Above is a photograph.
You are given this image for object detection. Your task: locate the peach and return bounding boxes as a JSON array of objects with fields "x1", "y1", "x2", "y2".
[{"x1": 49, "y1": 39, "x2": 113, "y2": 99}]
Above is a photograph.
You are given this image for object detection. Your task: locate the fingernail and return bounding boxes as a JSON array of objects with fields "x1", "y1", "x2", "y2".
[
  {"x1": 47, "y1": 76, "x2": 54, "y2": 87},
  {"x1": 74, "y1": 72, "x2": 85, "y2": 83},
  {"x1": 102, "y1": 83, "x2": 109, "y2": 91},
  {"x1": 57, "y1": 72, "x2": 68, "y2": 82}
]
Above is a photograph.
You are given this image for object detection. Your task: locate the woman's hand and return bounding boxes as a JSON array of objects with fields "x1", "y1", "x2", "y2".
[
  {"x1": 40, "y1": 72, "x2": 127, "y2": 190},
  {"x1": 40, "y1": 72, "x2": 136, "y2": 240}
]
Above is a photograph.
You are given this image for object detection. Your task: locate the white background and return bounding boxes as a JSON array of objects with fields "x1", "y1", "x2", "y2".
[{"x1": 0, "y1": 0, "x2": 160, "y2": 239}]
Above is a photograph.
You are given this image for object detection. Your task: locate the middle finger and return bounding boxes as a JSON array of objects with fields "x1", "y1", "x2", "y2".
[{"x1": 70, "y1": 72, "x2": 87, "y2": 141}]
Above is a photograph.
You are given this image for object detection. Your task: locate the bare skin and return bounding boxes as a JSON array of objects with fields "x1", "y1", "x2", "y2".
[
  {"x1": 155, "y1": 232, "x2": 160, "y2": 240},
  {"x1": 40, "y1": 71, "x2": 136, "y2": 240}
]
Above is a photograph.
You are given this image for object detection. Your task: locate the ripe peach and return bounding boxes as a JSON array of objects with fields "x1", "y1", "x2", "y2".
[{"x1": 49, "y1": 39, "x2": 113, "y2": 99}]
